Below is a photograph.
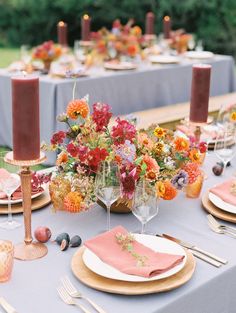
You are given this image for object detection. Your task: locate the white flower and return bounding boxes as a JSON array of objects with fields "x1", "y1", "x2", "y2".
[{"x1": 164, "y1": 156, "x2": 175, "y2": 170}]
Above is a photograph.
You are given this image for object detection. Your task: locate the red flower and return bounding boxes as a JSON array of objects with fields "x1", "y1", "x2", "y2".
[
  {"x1": 198, "y1": 142, "x2": 207, "y2": 153},
  {"x1": 51, "y1": 131, "x2": 66, "y2": 145},
  {"x1": 92, "y1": 103, "x2": 112, "y2": 131},
  {"x1": 77, "y1": 146, "x2": 88, "y2": 162},
  {"x1": 120, "y1": 168, "x2": 136, "y2": 199},
  {"x1": 111, "y1": 118, "x2": 136, "y2": 145},
  {"x1": 87, "y1": 148, "x2": 109, "y2": 172},
  {"x1": 66, "y1": 142, "x2": 79, "y2": 157}
]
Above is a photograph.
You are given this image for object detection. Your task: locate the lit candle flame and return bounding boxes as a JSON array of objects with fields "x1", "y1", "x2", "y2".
[
  {"x1": 22, "y1": 71, "x2": 27, "y2": 76},
  {"x1": 164, "y1": 16, "x2": 170, "y2": 21},
  {"x1": 58, "y1": 21, "x2": 65, "y2": 27},
  {"x1": 83, "y1": 14, "x2": 89, "y2": 20}
]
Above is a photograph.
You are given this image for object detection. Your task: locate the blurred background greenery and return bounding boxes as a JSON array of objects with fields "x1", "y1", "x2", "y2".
[{"x1": 0, "y1": 0, "x2": 236, "y2": 62}]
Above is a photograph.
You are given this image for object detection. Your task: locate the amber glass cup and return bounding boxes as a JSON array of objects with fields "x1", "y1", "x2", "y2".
[
  {"x1": 0, "y1": 240, "x2": 14, "y2": 282},
  {"x1": 185, "y1": 173, "x2": 204, "y2": 198}
]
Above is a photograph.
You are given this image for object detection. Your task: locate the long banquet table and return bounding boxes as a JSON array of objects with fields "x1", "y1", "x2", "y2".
[
  {"x1": 0, "y1": 54, "x2": 235, "y2": 165},
  {"x1": 1, "y1": 153, "x2": 236, "y2": 313}
]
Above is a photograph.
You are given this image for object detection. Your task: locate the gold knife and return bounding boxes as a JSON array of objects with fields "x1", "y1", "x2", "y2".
[
  {"x1": 161, "y1": 234, "x2": 228, "y2": 265},
  {"x1": 0, "y1": 297, "x2": 17, "y2": 313}
]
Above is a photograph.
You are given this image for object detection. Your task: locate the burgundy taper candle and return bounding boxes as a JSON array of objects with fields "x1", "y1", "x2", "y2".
[
  {"x1": 81, "y1": 14, "x2": 91, "y2": 41},
  {"x1": 189, "y1": 64, "x2": 212, "y2": 123},
  {"x1": 163, "y1": 16, "x2": 171, "y2": 39},
  {"x1": 12, "y1": 75, "x2": 40, "y2": 160},
  {"x1": 145, "y1": 12, "x2": 155, "y2": 35},
  {"x1": 57, "y1": 21, "x2": 68, "y2": 46}
]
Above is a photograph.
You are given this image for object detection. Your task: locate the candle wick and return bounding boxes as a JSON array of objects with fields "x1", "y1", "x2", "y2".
[{"x1": 22, "y1": 71, "x2": 27, "y2": 77}]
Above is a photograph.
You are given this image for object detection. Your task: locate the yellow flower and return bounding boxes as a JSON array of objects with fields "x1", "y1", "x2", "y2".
[
  {"x1": 71, "y1": 125, "x2": 79, "y2": 132},
  {"x1": 156, "y1": 181, "x2": 165, "y2": 198},
  {"x1": 154, "y1": 142, "x2": 164, "y2": 155},
  {"x1": 189, "y1": 149, "x2": 201, "y2": 163},
  {"x1": 230, "y1": 111, "x2": 236, "y2": 122},
  {"x1": 153, "y1": 127, "x2": 166, "y2": 138}
]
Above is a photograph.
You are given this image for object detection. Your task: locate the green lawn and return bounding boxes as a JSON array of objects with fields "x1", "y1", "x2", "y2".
[{"x1": 0, "y1": 47, "x2": 20, "y2": 67}]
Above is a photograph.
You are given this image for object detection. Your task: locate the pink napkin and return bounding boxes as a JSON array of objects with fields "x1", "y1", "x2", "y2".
[
  {"x1": 84, "y1": 226, "x2": 185, "y2": 278},
  {"x1": 210, "y1": 179, "x2": 236, "y2": 206}
]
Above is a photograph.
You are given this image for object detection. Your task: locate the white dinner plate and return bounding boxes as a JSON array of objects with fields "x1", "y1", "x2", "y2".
[
  {"x1": 149, "y1": 55, "x2": 180, "y2": 64},
  {"x1": 82, "y1": 233, "x2": 186, "y2": 282},
  {"x1": 0, "y1": 188, "x2": 45, "y2": 205},
  {"x1": 104, "y1": 62, "x2": 137, "y2": 71},
  {"x1": 209, "y1": 192, "x2": 236, "y2": 215},
  {"x1": 184, "y1": 51, "x2": 214, "y2": 59}
]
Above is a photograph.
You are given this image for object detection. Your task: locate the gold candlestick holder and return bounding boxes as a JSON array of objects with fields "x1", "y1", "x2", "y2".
[
  {"x1": 5, "y1": 151, "x2": 48, "y2": 261},
  {"x1": 187, "y1": 116, "x2": 214, "y2": 143}
]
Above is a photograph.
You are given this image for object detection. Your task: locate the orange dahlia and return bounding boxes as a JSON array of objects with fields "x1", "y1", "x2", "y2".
[
  {"x1": 183, "y1": 162, "x2": 201, "y2": 184},
  {"x1": 174, "y1": 137, "x2": 189, "y2": 151},
  {"x1": 66, "y1": 99, "x2": 89, "y2": 120},
  {"x1": 64, "y1": 191, "x2": 84, "y2": 213},
  {"x1": 56, "y1": 151, "x2": 68, "y2": 166},
  {"x1": 161, "y1": 181, "x2": 177, "y2": 200},
  {"x1": 143, "y1": 154, "x2": 160, "y2": 173},
  {"x1": 230, "y1": 111, "x2": 236, "y2": 122}
]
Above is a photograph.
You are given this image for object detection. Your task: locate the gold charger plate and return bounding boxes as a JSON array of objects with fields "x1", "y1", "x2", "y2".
[
  {"x1": 71, "y1": 247, "x2": 195, "y2": 295},
  {"x1": 0, "y1": 190, "x2": 51, "y2": 214},
  {"x1": 202, "y1": 191, "x2": 236, "y2": 223}
]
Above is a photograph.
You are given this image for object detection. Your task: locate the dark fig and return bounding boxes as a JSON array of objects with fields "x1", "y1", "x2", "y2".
[
  {"x1": 70, "y1": 235, "x2": 82, "y2": 248},
  {"x1": 55, "y1": 233, "x2": 70, "y2": 245},
  {"x1": 60, "y1": 239, "x2": 69, "y2": 251},
  {"x1": 212, "y1": 164, "x2": 223, "y2": 176}
]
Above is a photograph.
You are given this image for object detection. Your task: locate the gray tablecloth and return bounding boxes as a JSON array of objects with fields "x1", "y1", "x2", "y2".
[
  {"x1": 1, "y1": 153, "x2": 236, "y2": 313},
  {"x1": 0, "y1": 55, "x2": 235, "y2": 165}
]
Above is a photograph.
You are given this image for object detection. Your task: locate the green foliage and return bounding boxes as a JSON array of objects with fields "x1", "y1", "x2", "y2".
[{"x1": 0, "y1": 0, "x2": 236, "y2": 57}]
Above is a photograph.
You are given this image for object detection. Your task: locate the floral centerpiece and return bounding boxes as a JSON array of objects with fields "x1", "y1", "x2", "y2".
[
  {"x1": 45, "y1": 96, "x2": 206, "y2": 214},
  {"x1": 32, "y1": 40, "x2": 62, "y2": 71},
  {"x1": 89, "y1": 19, "x2": 143, "y2": 62},
  {"x1": 169, "y1": 30, "x2": 193, "y2": 54}
]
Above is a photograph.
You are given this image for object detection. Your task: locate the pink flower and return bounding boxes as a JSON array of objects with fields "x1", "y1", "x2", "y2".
[
  {"x1": 143, "y1": 154, "x2": 160, "y2": 173},
  {"x1": 121, "y1": 168, "x2": 137, "y2": 199},
  {"x1": 92, "y1": 103, "x2": 112, "y2": 131},
  {"x1": 111, "y1": 118, "x2": 136, "y2": 146},
  {"x1": 137, "y1": 132, "x2": 153, "y2": 149}
]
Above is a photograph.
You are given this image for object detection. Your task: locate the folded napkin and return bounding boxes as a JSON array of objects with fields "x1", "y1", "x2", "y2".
[
  {"x1": 210, "y1": 179, "x2": 236, "y2": 206},
  {"x1": 84, "y1": 226, "x2": 184, "y2": 278}
]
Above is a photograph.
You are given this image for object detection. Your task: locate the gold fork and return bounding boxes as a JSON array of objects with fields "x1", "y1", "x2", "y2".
[
  {"x1": 57, "y1": 286, "x2": 92, "y2": 313},
  {"x1": 61, "y1": 276, "x2": 107, "y2": 313}
]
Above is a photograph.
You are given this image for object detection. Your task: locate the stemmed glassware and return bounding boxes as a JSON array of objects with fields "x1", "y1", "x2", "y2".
[
  {"x1": 214, "y1": 123, "x2": 236, "y2": 175},
  {"x1": 20, "y1": 45, "x2": 31, "y2": 66},
  {"x1": 95, "y1": 161, "x2": 121, "y2": 231},
  {"x1": 132, "y1": 179, "x2": 158, "y2": 234},
  {"x1": 74, "y1": 40, "x2": 85, "y2": 63},
  {"x1": 0, "y1": 151, "x2": 21, "y2": 229}
]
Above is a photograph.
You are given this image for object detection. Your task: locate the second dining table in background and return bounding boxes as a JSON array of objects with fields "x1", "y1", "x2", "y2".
[{"x1": 0, "y1": 54, "x2": 235, "y2": 164}]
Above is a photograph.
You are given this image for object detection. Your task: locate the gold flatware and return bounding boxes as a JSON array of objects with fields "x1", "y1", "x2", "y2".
[
  {"x1": 156, "y1": 234, "x2": 221, "y2": 267},
  {"x1": 0, "y1": 297, "x2": 17, "y2": 313},
  {"x1": 161, "y1": 234, "x2": 228, "y2": 265},
  {"x1": 61, "y1": 276, "x2": 107, "y2": 313},
  {"x1": 208, "y1": 221, "x2": 236, "y2": 238},
  {"x1": 57, "y1": 286, "x2": 92, "y2": 313},
  {"x1": 207, "y1": 214, "x2": 236, "y2": 234}
]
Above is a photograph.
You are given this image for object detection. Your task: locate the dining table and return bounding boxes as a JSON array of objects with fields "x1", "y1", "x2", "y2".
[
  {"x1": 0, "y1": 54, "x2": 235, "y2": 166},
  {"x1": 0, "y1": 151, "x2": 236, "y2": 313}
]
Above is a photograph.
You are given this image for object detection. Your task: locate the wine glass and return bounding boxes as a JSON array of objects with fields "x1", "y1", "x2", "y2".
[
  {"x1": 95, "y1": 161, "x2": 121, "y2": 230},
  {"x1": 0, "y1": 151, "x2": 21, "y2": 229},
  {"x1": 187, "y1": 35, "x2": 196, "y2": 51},
  {"x1": 20, "y1": 45, "x2": 31, "y2": 65},
  {"x1": 74, "y1": 40, "x2": 85, "y2": 63},
  {"x1": 214, "y1": 123, "x2": 236, "y2": 175},
  {"x1": 132, "y1": 179, "x2": 158, "y2": 234}
]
